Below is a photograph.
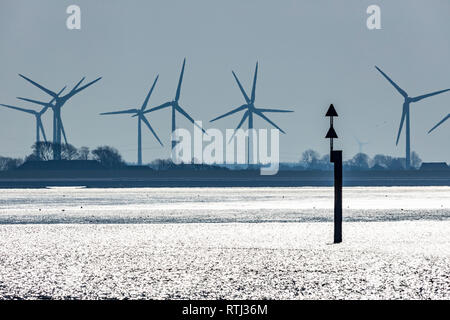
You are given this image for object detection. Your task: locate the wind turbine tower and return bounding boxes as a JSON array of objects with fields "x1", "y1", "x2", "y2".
[
  {"x1": 375, "y1": 66, "x2": 450, "y2": 169},
  {"x1": 100, "y1": 76, "x2": 163, "y2": 165},
  {"x1": 210, "y1": 62, "x2": 293, "y2": 164},
  {"x1": 1, "y1": 88, "x2": 65, "y2": 156},
  {"x1": 0, "y1": 104, "x2": 49, "y2": 145},
  {"x1": 141, "y1": 59, "x2": 205, "y2": 151}
]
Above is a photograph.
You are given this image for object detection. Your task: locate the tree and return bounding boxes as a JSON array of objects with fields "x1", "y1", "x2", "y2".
[
  {"x1": 77, "y1": 146, "x2": 90, "y2": 160},
  {"x1": 0, "y1": 156, "x2": 23, "y2": 171},
  {"x1": 29, "y1": 142, "x2": 80, "y2": 161},
  {"x1": 372, "y1": 154, "x2": 393, "y2": 169},
  {"x1": 61, "y1": 143, "x2": 79, "y2": 160},
  {"x1": 92, "y1": 146, "x2": 125, "y2": 168},
  {"x1": 31, "y1": 142, "x2": 54, "y2": 161},
  {"x1": 346, "y1": 153, "x2": 370, "y2": 170},
  {"x1": 301, "y1": 149, "x2": 320, "y2": 169},
  {"x1": 389, "y1": 158, "x2": 406, "y2": 170},
  {"x1": 372, "y1": 154, "x2": 406, "y2": 170}
]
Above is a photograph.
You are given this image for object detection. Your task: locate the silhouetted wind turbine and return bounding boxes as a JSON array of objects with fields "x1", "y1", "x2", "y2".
[
  {"x1": 17, "y1": 75, "x2": 102, "y2": 160},
  {"x1": 210, "y1": 62, "x2": 293, "y2": 164},
  {"x1": 375, "y1": 66, "x2": 450, "y2": 169},
  {"x1": 0, "y1": 104, "x2": 49, "y2": 144},
  {"x1": 100, "y1": 76, "x2": 162, "y2": 165},
  {"x1": 428, "y1": 113, "x2": 449, "y2": 133},
  {"x1": 1, "y1": 87, "x2": 66, "y2": 145},
  {"x1": 141, "y1": 59, "x2": 205, "y2": 150}
]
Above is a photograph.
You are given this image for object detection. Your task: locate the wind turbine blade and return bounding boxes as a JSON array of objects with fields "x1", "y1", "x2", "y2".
[
  {"x1": 228, "y1": 111, "x2": 249, "y2": 143},
  {"x1": 232, "y1": 71, "x2": 250, "y2": 104},
  {"x1": 210, "y1": 105, "x2": 247, "y2": 122},
  {"x1": 255, "y1": 110, "x2": 286, "y2": 134},
  {"x1": 428, "y1": 114, "x2": 450, "y2": 133},
  {"x1": 38, "y1": 118, "x2": 47, "y2": 142},
  {"x1": 256, "y1": 108, "x2": 293, "y2": 113},
  {"x1": 142, "y1": 101, "x2": 172, "y2": 115},
  {"x1": 39, "y1": 105, "x2": 49, "y2": 115},
  {"x1": 396, "y1": 103, "x2": 407, "y2": 145},
  {"x1": 411, "y1": 89, "x2": 450, "y2": 102},
  {"x1": 251, "y1": 62, "x2": 258, "y2": 103},
  {"x1": 0, "y1": 103, "x2": 36, "y2": 115},
  {"x1": 68, "y1": 77, "x2": 102, "y2": 98},
  {"x1": 100, "y1": 109, "x2": 138, "y2": 115},
  {"x1": 140, "y1": 115, "x2": 163, "y2": 146},
  {"x1": 18, "y1": 74, "x2": 58, "y2": 98},
  {"x1": 71, "y1": 77, "x2": 85, "y2": 92},
  {"x1": 176, "y1": 105, "x2": 206, "y2": 134},
  {"x1": 16, "y1": 97, "x2": 50, "y2": 107},
  {"x1": 59, "y1": 117, "x2": 68, "y2": 144},
  {"x1": 375, "y1": 66, "x2": 408, "y2": 98},
  {"x1": 175, "y1": 59, "x2": 186, "y2": 101},
  {"x1": 141, "y1": 75, "x2": 159, "y2": 111}
]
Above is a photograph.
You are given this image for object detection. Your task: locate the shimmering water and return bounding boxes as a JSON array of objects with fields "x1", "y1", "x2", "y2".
[
  {"x1": 0, "y1": 187, "x2": 449, "y2": 299},
  {"x1": 0, "y1": 186, "x2": 448, "y2": 224}
]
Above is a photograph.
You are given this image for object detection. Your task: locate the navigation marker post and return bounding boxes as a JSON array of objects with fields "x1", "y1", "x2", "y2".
[{"x1": 325, "y1": 104, "x2": 342, "y2": 243}]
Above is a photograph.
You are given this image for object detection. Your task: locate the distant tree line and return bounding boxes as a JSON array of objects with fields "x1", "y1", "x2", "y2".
[
  {"x1": 149, "y1": 150, "x2": 423, "y2": 171},
  {"x1": 0, "y1": 156, "x2": 23, "y2": 171},
  {"x1": 148, "y1": 158, "x2": 228, "y2": 171},
  {"x1": 0, "y1": 143, "x2": 125, "y2": 171},
  {"x1": 296, "y1": 149, "x2": 422, "y2": 171},
  {"x1": 0, "y1": 145, "x2": 425, "y2": 172}
]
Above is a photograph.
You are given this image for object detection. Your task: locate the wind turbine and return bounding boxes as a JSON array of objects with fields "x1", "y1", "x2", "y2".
[
  {"x1": 16, "y1": 74, "x2": 102, "y2": 160},
  {"x1": 354, "y1": 136, "x2": 369, "y2": 154},
  {"x1": 375, "y1": 66, "x2": 450, "y2": 169},
  {"x1": 210, "y1": 62, "x2": 293, "y2": 164},
  {"x1": 428, "y1": 113, "x2": 449, "y2": 133},
  {"x1": 141, "y1": 59, "x2": 205, "y2": 150},
  {"x1": 100, "y1": 76, "x2": 163, "y2": 165},
  {"x1": 1, "y1": 87, "x2": 66, "y2": 155},
  {"x1": 0, "y1": 104, "x2": 48, "y2": 145}
]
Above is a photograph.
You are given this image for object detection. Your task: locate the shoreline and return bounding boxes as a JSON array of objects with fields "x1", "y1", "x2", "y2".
[{"x1": 0, "y1": 169, "x2": 449, "y2": 188}]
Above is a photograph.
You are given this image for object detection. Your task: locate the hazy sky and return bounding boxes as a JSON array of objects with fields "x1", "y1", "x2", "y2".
[{"x1": 0, "y1": 0, "x2": 449, "y2": 163}]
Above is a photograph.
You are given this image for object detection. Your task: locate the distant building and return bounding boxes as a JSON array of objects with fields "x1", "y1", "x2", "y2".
[{"x1": 419, "y1": 162, "x2": 449, "y2": 171}]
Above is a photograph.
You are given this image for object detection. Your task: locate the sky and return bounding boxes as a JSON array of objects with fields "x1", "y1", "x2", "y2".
[{"x1": 0, "y1": 0, "x2": 449, "y2": 164}]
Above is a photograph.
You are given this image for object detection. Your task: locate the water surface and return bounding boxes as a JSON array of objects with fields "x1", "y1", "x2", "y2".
[{"x1": 0, "y1": 186, "x2": 448, "y2": 224}]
